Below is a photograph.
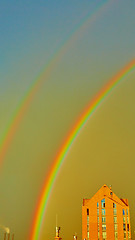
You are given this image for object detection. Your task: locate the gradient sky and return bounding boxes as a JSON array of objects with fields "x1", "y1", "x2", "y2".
[{"x1": 0, "y1": 0, "x2": 135, "y2": 239}]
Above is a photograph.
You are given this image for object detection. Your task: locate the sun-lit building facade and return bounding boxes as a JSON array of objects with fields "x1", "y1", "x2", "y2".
[{"x1": 82, "y1": 184, "x2": 131, "y2": 240}]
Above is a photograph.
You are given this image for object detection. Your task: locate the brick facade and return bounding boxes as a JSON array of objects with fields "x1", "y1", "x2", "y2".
[{"x1": 82, "y1": 185, "x2": 131, "y2": 240}]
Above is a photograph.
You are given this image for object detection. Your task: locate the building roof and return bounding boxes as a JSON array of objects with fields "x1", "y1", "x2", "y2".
[{"x1": 83, "y1": 184, "x2": 129, "y2": 207}]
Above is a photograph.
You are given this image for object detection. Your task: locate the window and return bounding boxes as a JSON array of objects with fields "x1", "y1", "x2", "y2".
[
  {"x1": 123, "y1": 223, "x2": 126, "y2": 231},
  {"x1": 102, "y1": 217, "x2": 106, "y2": 223},
  {"x1": 87, "y1": 209, "x2": 89, "y2": 215},
  {"x1": 113, "y1": 203, "x2": 116, "y2": 208},
  {"x1": 102, "y1": 224, "x2": 106, "y2": 231},
  {"x1": 101, "y1": 199, "x2": 105, "y2": 208},
  {"x1": 87, "y1": 232, "x2": 89, "y2": 239},
  {"x1": 102, "y1": 231, "x2": 106, "y2": 239},
  {"x1": 102, "y1": 209, "x2": 106, "y2": 216},
  {"x1": 114, "y1": 232, "x2": 118, "y2": 239},
  {"x1": 114, "y1": 224, "x2": 118, "y2": 231},
  {"x1": 127, "y1": 217, "x2": 129, "y2": 224},
  {"x1": 97, "y1": 202, "x2": 99, "y2": 208},
  {"x1": 97, "y1": 217, "x2": 99, "y2": 223},
  {"x1": 124, "y1": 231, "x2": 126, "y2": 239},
  {"x1": 113, "y1": 209, "x2": 117, "y2": 215},
  {"x1": 97, "y1": 208, "x2": 99, "y2": 216},
  {"x1": 98, "y1": 231, "x2": 100, "y2": 240},
  {"x1": 123, "y1": 217, "x2": 126, "y2": 223},
  {"x1": 110, "y1": 191, "x2": 113, "y2": 196},
  {"x1": 126, "y1": 209, "x2": 129, "y2": 216},
  {"x1": 123, "y1": 209, "x2": 125, "y2": 215},
  {"x1": 114, "y1": 217, "x2": 117, "y2": 223},
  {"x1": 127, "y1": 224, "x2": 129, "y2": 231},
  {"x1": 87, "y1": 214, "x2": 89, "y2": 240}
]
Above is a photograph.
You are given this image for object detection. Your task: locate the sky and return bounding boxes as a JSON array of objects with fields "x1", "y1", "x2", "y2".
[{"x1": 0, "y1": 0, "x2": 135, "y2": 239}]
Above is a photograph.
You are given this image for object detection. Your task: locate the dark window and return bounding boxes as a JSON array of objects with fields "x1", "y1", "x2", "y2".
[
  {"x1": 123, "y1": 224, "x2": 126, "y2": 231},
  {"x1": 87, "y1": 209, "x2": 89, "y2": 215},
  {"x1": 113, "y1": 203, "x2": 116, "y2": 208},
  {"x1": 123, "y1": 209, "x2": 125, "y2": 215},
  {"x1": 101, "y1": 199, "x2": 105, "y2": 208},
  {"x1": 127, "y1": 224, "x2": 129, "y2": 231}
]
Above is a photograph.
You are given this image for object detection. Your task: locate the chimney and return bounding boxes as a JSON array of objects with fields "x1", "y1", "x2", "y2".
[
  {"x1": 109, "y1": 185, "x2": 112, "y2": 190},
  {"x1": 4, "y1": 233, "x2": 6, "y2": 240},
  {"x1": 56, "y1": 227, "x2": 60, "y2": 238},
  {"x1": 7, "y1": 233, "x2": 10, "y2": 240},
  {"x1": 73, "y1": 234, "x2": 77, "y2": 240},
  {"x1": 55, "y1": 226, "x2": 62, "y2": 240}
]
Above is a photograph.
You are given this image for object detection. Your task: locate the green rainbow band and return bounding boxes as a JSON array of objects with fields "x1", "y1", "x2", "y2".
[{"x1": 30, "y1": 59, "x2": 135, "y2": 240}]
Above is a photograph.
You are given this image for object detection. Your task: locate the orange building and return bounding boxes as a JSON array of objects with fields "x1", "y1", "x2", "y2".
[{"x1": 82, "y1": 185, "x2": 131, "y2": 240}]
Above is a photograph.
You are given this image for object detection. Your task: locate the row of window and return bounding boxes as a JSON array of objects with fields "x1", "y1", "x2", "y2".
[
  {"x1": 123, "y1": 223, "x2": 130, "y2": 231},
  {"x1": 97, "y1": 199, "x2": 105, "y2": 208},
  {"x1": 113, "y1": 202, "x2": 117, "y2": 240},
  {"x1": 97, "y1": 209, "x2": 129, "y2": 218},
  {"x1": 97, "y1": 208, "x2": 105, "y2": 216},
  {"x1": 98, "y1": 199, "x2": 115, "y2": 209},
  {"x1": 124, "y1": 231, "x2": 130, "y2": 239},
  {"x1": 87, "y1": 209, "x2": 129, "y2": 220},
  {"x1": 113, "y1": 203, "x2": 117, "y2": 239},
  {"x1": 97, "y1": 208, "x2": 100, "y2": 240},
  {"x1": 124, "y1": 216, "x2": 129, "y2": 223},
  {"x1": 97, "y1": 222, "x2": 129, "y2": 232},
  {"x1": 97, "y1": 200, "x2": 129, "y2": 215},
  {"x1": 99, "y1": 231, "x2": 129, "y2": 240},
  {"x1": 123, "y1": 209, "x2": 129, "y2": 216}
]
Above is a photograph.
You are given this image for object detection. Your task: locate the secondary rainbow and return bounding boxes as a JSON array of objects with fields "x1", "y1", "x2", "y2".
[
  {"x1": 0, "y1": 0, "x2": 111, "y2": 168},
  {"x1": 30, "y1": 59, "x2": 135, "y2": 240}
]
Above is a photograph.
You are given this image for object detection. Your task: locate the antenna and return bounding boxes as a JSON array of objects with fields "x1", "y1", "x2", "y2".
[{"x1": 56, "y1": 214, "x2": 58, "y2": 228}]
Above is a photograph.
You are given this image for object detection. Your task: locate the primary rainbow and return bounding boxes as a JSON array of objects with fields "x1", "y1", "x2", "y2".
[
  {"x1": 30, "y1": 59, "x2": 135, "y2": 240},
  {"x1": 0, "y1": 0, "x2": 111, "y2": 168}
]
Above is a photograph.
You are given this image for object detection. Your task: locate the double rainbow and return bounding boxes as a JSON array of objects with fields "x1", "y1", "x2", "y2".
[
  {"x1": 30, "y1": 59, "x2": 135, "y2": 240},
  {"x1": 0, "y1": 0, "x2": 133, "y2": 239}
]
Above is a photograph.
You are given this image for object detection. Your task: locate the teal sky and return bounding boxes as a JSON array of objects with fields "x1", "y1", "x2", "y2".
[{"x1": 0, "y1": 1, "x2": 135, "y2": 239}]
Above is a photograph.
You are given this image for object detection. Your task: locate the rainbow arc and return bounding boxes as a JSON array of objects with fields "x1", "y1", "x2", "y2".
[{"x1": 30, "y1": 59, "x2": 135, "y2": 240}]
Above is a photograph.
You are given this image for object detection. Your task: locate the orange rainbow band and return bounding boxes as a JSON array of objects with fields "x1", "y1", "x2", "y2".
[{"x1": 30, "y1": 59, "x2": 135, "y2": 240}]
